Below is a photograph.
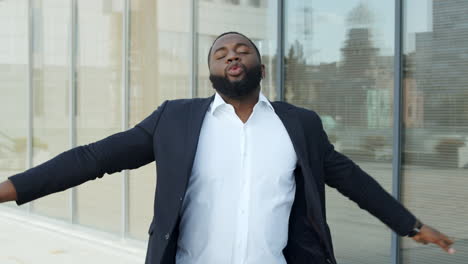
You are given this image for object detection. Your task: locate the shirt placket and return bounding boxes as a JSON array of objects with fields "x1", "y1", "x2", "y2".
[{"x1": 232, "y1": 123, "x2": 251, "y2": 264}]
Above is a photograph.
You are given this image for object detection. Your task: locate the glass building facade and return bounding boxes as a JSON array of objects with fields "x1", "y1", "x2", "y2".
[{"x1": 0, "y1": 0, "x2": 467, "y2": 263}]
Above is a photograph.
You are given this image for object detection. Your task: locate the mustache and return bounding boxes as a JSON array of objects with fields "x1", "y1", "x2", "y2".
[{"x1": 225, "y1": 62, "x2": 247, "y2": 76}]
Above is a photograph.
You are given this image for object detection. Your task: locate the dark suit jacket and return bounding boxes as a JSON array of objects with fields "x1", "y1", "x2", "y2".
[{"x1": 9, "y1": 96, "x2": 416, "y2": 264}]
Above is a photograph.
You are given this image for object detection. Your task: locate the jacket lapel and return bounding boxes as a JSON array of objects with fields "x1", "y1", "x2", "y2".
[
  {"x1": 180, "y1": 96, "x2": 215, "y2": 198},
  {"x1": 272, "y1": 102, "x2": 330, "y2": 249},
  {"x1": 271, "y1": 102, "x2": 311, "y2": 174}
]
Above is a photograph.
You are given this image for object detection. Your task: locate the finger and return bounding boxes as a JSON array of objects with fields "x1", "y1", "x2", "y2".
[
  {"x1": 440, "y1": 237, "x2": 456, "y2": 249},
  {"x1": 411, "y1": 236, "x2": 421, "y2": 243},
  {"x1": 435, "y1": 240, "x2": 456, "y2": 254},
  {"x1": 436, "y1": 239, "x2": 451, "y2": 252},
  {"x1": 412, "y1": 234, "x2": 423, "y2": 242},
  {"x1": 439, "y1": 234, "x2": 454, "y2": 246}
]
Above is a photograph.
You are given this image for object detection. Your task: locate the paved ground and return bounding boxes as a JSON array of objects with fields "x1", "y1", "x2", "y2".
[
  {"x1": 1, "y1": 161, "x2": 466, "y2": 263},
  {"x1": 1, "y1": 206, "x2": 466, "y2": 264},
  {"x1": 0, "y1": 208, "x2": 146, "y2": 264}
]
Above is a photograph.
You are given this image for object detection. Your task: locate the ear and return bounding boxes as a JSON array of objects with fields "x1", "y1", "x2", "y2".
[{"x1": 261, "y1": 64, "x2": 266, "y2": 79}]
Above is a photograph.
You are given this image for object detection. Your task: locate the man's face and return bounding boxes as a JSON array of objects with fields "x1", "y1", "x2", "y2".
[{"x1": 208, "y1": 34, "x2": 265, "y2": 98}]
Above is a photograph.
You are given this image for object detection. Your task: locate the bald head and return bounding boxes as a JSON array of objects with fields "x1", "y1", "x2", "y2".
[{"x1": 207, "y1": 32, "x2": 261, "y2": 67}]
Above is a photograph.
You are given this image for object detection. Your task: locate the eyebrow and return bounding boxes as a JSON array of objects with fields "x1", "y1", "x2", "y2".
[{"x1": 212, "y1": 43, "x2": 251, "y2": 56}]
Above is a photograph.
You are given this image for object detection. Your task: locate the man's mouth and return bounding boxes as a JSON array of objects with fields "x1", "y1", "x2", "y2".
[{"x1": 226, "y1": 64, "x2": 245, "y2": 77}]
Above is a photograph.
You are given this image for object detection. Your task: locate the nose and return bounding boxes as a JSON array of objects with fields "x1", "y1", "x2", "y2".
[{"x1": 226, "y1": 52, "x2": 240, "y2": 64}]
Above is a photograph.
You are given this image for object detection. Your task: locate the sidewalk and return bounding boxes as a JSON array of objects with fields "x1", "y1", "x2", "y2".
[
  {"x1": 2, "y1": 204, "x2": 466, "y2": 264},
  {"x1": 0, "y1": 207, "x2": 146, "y2": 264}
]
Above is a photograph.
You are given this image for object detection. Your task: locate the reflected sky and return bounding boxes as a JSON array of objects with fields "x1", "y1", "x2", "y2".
[
  {"x1": 0, "y1": 0, "x2": 434, "y2": 65},
  {"x1": 286, "y1": 0, "x2": 432, "y2": 64}
]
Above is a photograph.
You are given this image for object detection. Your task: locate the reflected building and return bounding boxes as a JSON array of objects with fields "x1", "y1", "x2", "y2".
[
  {"x1": 286, "y1": 3, "x2": 395, "y2": 130},
  {"x1": 286, "y1": 3, "x2": 394, "y2": 131},
  {"x1": 400, "y1": 2, "x2": 468, "y2": 262},
  {"x1": 338, "y1": 27, "x2": 379, "y2": 127},
  {"x1": 411, "y1": 1, "x2": 468, "y2": 130},
  {"x1": 403, "y1": 52, "x2": 425, "y2": 129}
]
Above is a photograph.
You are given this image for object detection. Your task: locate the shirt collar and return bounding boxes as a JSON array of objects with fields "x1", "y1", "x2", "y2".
[{"x1": 210, "y1": 90, "x2": 274, "y2": 115}]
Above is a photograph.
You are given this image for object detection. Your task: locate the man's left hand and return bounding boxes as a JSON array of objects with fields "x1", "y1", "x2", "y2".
[{"x1": 411, "y1": 225, "x2": 456, "y2": 254}]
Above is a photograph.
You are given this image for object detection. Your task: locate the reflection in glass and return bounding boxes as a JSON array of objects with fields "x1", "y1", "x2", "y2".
[
  {"x1": 128, "y1": 0, "x2": 191, "y2": 240},
  {"x1": 196, "y1": 0, "x2": 277, "y2": 100},
  {"x1": 75, "y1": 0, "x2": 123, "y2": 233},
  {"x1": 401, "y1": 1, "x2": 468, "y2": 263},
  {"x1": 284, "y1": 1, "x2": 395, "y2": 263},
  {"x1": 31, "y1": 0, "x2": 70, "y2": 220},
  {"x1": 0, "y1": 0, "x2": 28, "y2": 208}
]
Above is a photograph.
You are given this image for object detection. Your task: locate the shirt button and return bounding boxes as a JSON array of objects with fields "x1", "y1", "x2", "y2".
[
  {"x1": 165, "y1": 233, "x2": 170, "y2": 240},
  {"x1": 179, "y1": 197, "x2": 183, "y2": 201}
]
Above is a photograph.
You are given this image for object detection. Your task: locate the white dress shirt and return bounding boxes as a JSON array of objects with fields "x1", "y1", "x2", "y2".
[{"x1": 176, "y1": 91, "x2": 298, "y2": 264}]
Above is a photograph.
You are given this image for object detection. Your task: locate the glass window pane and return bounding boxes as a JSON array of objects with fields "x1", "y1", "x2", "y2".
[
  {"x1": 75, "y1": 0, "x2": 123, "y2": 233},
  {"x1": 31, "y1": 0, "x2": 70, "y2": 221},
  {"x1": 0, "y1": 0, "x2": 29, "y2": 208},
  {"x1": 128, "y1": 0, "x2": 191, "y2": 240},
  {"x1": 196, "y1": 0, "x2": 278, "y2": 100},
  {"x1": 284, "y1": 1, "x2": 395, "y2": 263},
  {"x1": 402, "y1": 1, "x2": 468, "y2": 263}
]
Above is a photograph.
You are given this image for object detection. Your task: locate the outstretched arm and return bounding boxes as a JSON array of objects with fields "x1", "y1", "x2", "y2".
[
  {"x1": 317, "y1": 116, "x2": 455, "y2": 254},
  {"x1": 2, "y1": 100, "x2": 168, "y2": 206}
]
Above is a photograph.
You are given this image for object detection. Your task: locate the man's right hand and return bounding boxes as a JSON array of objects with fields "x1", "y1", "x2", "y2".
[{"x1": 0, "y1": 180, "x2": 17, "y2": 203}]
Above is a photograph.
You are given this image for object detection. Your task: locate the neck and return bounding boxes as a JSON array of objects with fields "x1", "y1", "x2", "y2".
[{"x1": 218, "y1": 87, "x2": 261, "y2": 123}]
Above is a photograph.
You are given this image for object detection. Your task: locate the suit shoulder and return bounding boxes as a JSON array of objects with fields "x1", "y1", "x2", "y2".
[
  {"x1": 165, "y1": 97, "x2": 194, "y2": 107},
  {"x1": 164, "y1": 97, "x2": 206, "y2": 109},
  {"x1": 161, "y1": 96, "x2": 213, "y2": 115},
  {"x1": 273, "y1": 101, "x2": 321, "y2": 122}
]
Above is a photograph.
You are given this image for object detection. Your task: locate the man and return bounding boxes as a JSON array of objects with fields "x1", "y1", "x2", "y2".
[{"x1": 0, "y1": 32, "x2": 455, "y2": 264}]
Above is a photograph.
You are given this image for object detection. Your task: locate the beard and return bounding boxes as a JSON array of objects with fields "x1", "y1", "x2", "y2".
[{"x1": 209, "y1": 64, "x2": 262, "y2": 99}]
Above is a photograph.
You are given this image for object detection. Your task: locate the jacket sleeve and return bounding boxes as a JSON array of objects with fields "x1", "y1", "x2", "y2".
[
  {"x1": 317, "y1": 115, "x2": 417, "y2": 236},
  {"x1": 8, "y1": 100, "x2": 169, "y2": 206}
]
